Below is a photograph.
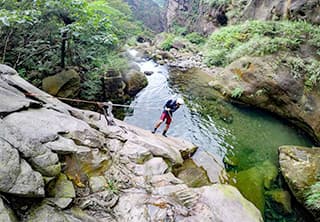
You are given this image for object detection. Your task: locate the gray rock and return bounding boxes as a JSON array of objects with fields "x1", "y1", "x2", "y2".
[
  {"x1": 113, "y1": 190, "x2": 150, "y2": 222},
  {"x1": 0, "y1": 79, "x2": 35, "y2": 116},
  {"x1": 134, "y1": 157, "x2": 168, "y2": 176},
  {"x1": 193, "y1": 150, "x2": 226, "y2": 184},
  {"x1": 43, "y1": 136, "x2": 84, "y2": 154},
  {"x1": 144, "y1": 71, "x2": 154, "y2": 76},
  {"x1": 25, "y1": 204, "x2": 69, "y2": 222},
  {"x1": 0, "y1": 139, "x2": 20, "y2": 192},
  {"x1": 150, "y1": 173, "x2": 184, "y2": 187},
  {"x1": 3, "y1": 108, "x2": 92, "y2": 141},
  {"x1": 77, "y1": 190, "x2": 119, "y2": 211},
  {"x1": 0, "y1": 66, "x2": 71, "y2": 114},
  {"x1": 9, "y1": 159, "x2": 44, "y2": 197},
  {"x1": 48, "y1": 174, "x2": 75, "y2": 198},
  {"x1": 89, "y1": 176, "x2": 107, "y2": 193},
  {"x1": 45, "y1": 198, "x2": 73, "y2": 209},
  {"x1": 119, "y1": 141, "x2": 152, "y2": 164},
  {"x1": 29, "y1": 149, "x2": 61, "y2": 177},
  {"x1": 116, "y1": 120, "x2": 197, "y2": 165},
  {"x1": 0, "y1": 197, "x2": 17, "y2": 222},
  {"x1": 189, "y1": 185, "x2": 263, "y2": 222},
  {"x1": 0, "y1": 64, "x2": 17, "y2": 75}
]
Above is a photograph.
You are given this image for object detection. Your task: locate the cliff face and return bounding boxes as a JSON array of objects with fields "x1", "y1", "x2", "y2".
[
  {"x1": 124, "y1": 0, "x2": 165, "y2": 33},
  {"x1": 238, "y1": 0, "x2": 320, "y2": 24},
  {"x1": 164, "y1": 0, "x2": 320, "y2": 35},
  {"x1": 165, "y1": 0, "x2": 227, "y2": 35}
]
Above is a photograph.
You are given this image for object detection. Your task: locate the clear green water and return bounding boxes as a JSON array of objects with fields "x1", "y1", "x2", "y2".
[
  {"x1": 168, "y1": 68, "x2": 314, "y2": 221},
  {"x1": 124, "y1": 52, "x2": 314, "y2": 221}
]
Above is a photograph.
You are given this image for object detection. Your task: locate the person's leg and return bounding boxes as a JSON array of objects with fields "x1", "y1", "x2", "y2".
[
  {"x1": 162, "y1": 123, "x2": 170, "y2": 137},
  {"x1": 152, "y1": 112, "x2": 166, "y2": 133},
  {"x1": 152, "y1": 120, "x2": 163, "y2": 133},
  {"x1": 162, "y1": 115, "x2": 172, "y2": 136}
]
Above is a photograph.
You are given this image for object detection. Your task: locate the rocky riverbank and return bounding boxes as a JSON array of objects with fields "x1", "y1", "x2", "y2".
[{"x1": 0, "y1": 64, "x2": 263, "y2": 221}]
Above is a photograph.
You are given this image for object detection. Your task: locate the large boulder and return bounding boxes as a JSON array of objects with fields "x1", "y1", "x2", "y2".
[
  {"x1": 42, "y1": 69, "x2": 80, "y2": 98},
  {"x1": 123, "y1": 70, "x2": 148, "y2": 96},
  {"x1": 0, "y1": 137, "x2": 45, "y2": 197},
  {"x1": 209, "y1": 55, "x2": 320, "y2": 143},
  {"x1": 0, "y1": 78, "x2": 39, "y2": 116},
  {"x1": 279, "y1": 145, "x2": 320, "y2": 220}
]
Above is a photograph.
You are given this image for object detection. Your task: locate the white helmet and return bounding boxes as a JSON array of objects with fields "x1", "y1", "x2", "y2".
[{"x1": 176, "y1": 98, "x2": 184, "y2": 105}]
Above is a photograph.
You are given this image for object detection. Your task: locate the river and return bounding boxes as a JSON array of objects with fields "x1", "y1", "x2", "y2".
[{"x1": 124, "y1": 50, "x2": 314, "y2": 221}]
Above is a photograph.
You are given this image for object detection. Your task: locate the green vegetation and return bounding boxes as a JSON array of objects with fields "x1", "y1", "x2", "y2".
[
  {"x1": 204, "y1": 20, "x2": 320, "y2": 67},
  {"x1": 160, "y1": 33, "x2": 176, "y2": 51},
  {"x1": 305, "y1": 181, "x2": 320, "y2": 210},
  {"x1": 201, "y1": 0, "x2": 231, "y2": 7},
  {"x1": 231, "y1": 86, "x2": 244, "y2": 98},
  {"x1": 159, "y1": 31, "x2": 205, "y2": 52},
  {"x1": 107, "y1": 179, "x2": 119, "y2": 194},
  {"x1": 286, "y1": 57, "x2": 320, "y2": 90},
  {"x1": 0, "y1": 0, "x2": 142, "y2": 100},
  {"x1": 185, "y1": 32, "x2": 205, "y2": 45}
]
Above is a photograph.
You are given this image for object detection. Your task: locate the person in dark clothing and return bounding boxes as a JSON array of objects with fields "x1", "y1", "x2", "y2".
[{"x1": 152, "y1": 98, "x2": 184, "y2": 137}]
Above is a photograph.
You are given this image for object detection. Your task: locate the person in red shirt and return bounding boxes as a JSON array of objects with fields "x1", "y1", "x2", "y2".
[{"x1": 152, "y1": 98, "x2": 184, "y2": 137}]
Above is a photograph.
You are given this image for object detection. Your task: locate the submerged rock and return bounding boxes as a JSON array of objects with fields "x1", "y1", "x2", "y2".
[
  {"x1": 227, "y1": 160, "x2": 278, "y2": 214},
  {"x1": 228, "y1": 167, "x2": 266, "y2": 213},
  {"x1": 265, "y1": 189, "x2": 292, "y2": 214}
]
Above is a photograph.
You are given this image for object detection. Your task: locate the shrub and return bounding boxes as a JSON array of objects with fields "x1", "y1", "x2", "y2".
[
  {"x1": 204, "y1": 20, "x2": 320, "y2": 67},
  {"x1": 185, "y1": 32, "x2": 205, "y2": 45},
  {"x1": 201, "y1": 0, "x2": 231, "y2": 7},
  {"x1": 160, "y1": 34, "x2": 176, "y2": 51}
]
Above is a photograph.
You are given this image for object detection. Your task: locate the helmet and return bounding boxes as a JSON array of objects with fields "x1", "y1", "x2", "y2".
[{"x1": 176, "y1": 98, "x2": 184, "y2": 105}]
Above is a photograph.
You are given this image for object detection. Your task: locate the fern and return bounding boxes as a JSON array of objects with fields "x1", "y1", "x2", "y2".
[{"x1": 305, "y1": 182, "x2": 320, "y2": 210}]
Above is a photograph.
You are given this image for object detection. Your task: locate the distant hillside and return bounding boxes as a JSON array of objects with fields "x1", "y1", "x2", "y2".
[{"x1": 124, "y1": 0, "x2": 165, "y2": 33}]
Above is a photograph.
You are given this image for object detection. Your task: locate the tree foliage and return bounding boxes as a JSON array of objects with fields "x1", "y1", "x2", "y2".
[{"x1": 0, "y1": 0, "x2": 141, "y2": 99}]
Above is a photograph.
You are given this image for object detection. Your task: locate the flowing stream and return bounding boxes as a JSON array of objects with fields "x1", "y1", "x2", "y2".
[{"x1": 124, "y1": 49, "x2": 314, "y2": 221}]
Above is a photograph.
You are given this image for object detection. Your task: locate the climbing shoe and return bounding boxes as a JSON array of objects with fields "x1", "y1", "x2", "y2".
[
  {"x1": 152, "y1": 128, "x2": 157, "y2": 134},
  {"x1": 162, "y1": 131, "x2": 167, "y2": 137}
]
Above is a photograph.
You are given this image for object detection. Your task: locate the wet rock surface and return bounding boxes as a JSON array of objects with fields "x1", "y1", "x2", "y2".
[
  {"x1": 279, "y1": 145, "x2": 320, "y2": 220},
  {"x1": 0, "y1": 64, "x2": 263, "y2": 221}
]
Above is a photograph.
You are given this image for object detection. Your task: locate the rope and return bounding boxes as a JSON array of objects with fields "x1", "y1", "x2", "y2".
[{"x1": 24, "y1": 93, "x2": 160, "y2": 110}]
